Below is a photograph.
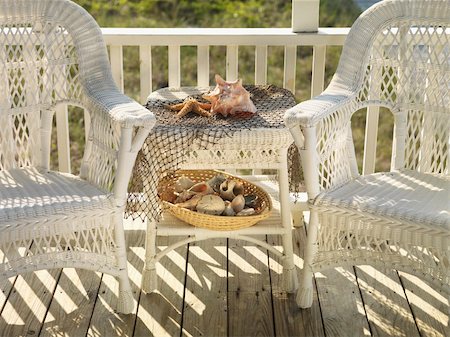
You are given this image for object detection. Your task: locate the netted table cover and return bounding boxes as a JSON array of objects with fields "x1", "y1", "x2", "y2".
[{"x1": 126, "y1": 85, "x2": 300, "y2": 221}]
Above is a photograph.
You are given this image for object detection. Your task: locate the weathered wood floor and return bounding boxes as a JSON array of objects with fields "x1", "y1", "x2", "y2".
[{"x1": 0, "y1": 218, "x2": 448, "y2": 337}]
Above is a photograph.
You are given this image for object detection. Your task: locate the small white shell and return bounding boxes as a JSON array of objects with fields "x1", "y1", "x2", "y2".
[
  {"x1": 237, "y1": 208, "x2": 255, "y2": 216},
  {"x1": 222, "y1": 201, "x2": 236, "y2": 216}
]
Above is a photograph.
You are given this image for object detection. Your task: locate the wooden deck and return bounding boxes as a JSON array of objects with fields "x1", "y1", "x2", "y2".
[{"x1": 0, "y1": 218, "x2": 448, "y2": 337}]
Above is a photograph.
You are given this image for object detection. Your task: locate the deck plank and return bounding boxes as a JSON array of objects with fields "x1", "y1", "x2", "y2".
[
  {"x1": 182, "y1": 238, "x2": 228, "y2": 337},
  {"x1": 86, "y1": 228, "x2": 144, "y2": 337},
  {"x1": 268, "y1": 228, "x2": 325, "y2": 337},
  {"x1": 355, "y1": 266, "x2": 421, "y2": 337},
  {"x1": 0, "y1": 276, "x2": 15, "y2": 318},
  {"x1": 228, "y1": 237, "x2": 275, "y2": 337},
  {"x1": 0, "y1": 249, "x2": 18, "y2": 315},
  {"x1": 399, "y1": 272, "x2": 449, "y2": 337},
  {"x1": 228, "y1": 291, "x2": 274, "y2": 337},
  {"x1": 40, "y1": 268, "x2": 102, "y2": 337},
  {"x1": 0, "y1": 268, "x2": 61, "y2": 337},
  {"x1": 134, "y1": 235, "x2": 187, "y2": 337},
  {"x1": 315, "y1": 266, "x2": 371, "y2": 336}
]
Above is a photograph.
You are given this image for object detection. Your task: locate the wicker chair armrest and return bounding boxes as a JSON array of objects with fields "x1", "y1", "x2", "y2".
[
  {"x1": 83, "y1": 87, "x2": 156, "y2": 129},
  {"x1": 285, "y1": 87, "x2": 361, "y2": 194},
  {"x1": 80, "y1": 88, "x2": 155, "y2": 192},
  {"x1": 284, "y1": 87, "x2": 357, "y2": 129}
]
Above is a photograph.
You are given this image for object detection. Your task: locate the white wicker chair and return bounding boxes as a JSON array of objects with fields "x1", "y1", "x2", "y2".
[
  {"x1": 0, "y1": 0, "x2": 155, "y2": 313},
  {"x1": 285, "y1": 0, "x2": 449, "y2": 308}
]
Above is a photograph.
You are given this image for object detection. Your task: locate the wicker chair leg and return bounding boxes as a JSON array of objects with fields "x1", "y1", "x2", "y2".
[
  {"x1": 114, "y1": 213, "x2": 135, "y2": 314},
  {"x1": 117, "y1": 272, "x2": 135, "y2": 314},
  {"x1": 296, "y1": 210, "x2": 319, "y2": 308},
  {"x1": 296, "y1": 270, "x2": 314, "y2": 308}
]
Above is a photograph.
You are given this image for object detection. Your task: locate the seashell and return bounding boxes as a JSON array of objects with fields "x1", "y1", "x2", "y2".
[
  {"x1": 244, "y1": 195, "x2": 258, "y2": 208},
  {"x1": 196, "y1": 195, "x2": 226, "y2": 215},
  {"x1": 222, "y1": 201, "x2": 236, "y2": 216},
  {"x1": 219, "y1": 179, "x2": 245, "y2": 201},
  {"x1": 202, "y1": 74, "x2": 257, "y2": 118},
  {"x1": 206, "y1": 174, "x2": 227, "y2": 192},
  {"x1": 188, "y1": 182, "x2": 214, "y2": 195},
  {"x1": 237, "y1": 208, "x2": 255, "y2": 216},
  {"x1": 174, "y1": 190, "x2": 196, "y2": 203},
  {"x1": 230, "y1": 194, "x2": 245, "y2": 213},
  {"x1": 174, "y1": 176, "x2": 196, "y2": 192},
  {"x1": 175, "y1": 194, "x2": 202, "y2": 210}
]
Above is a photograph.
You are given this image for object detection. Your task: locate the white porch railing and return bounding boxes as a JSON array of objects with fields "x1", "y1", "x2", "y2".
[
  {"x1": 101, "y1": 27, "x2": 349, "y2": 101},
  {"x1": 58, "y1": 27, "x2": 386, "y2": 177}
]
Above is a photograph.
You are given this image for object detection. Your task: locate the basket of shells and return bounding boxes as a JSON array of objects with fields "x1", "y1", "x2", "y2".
[{"x1": 158, "y1": 170, "x2": 272, "y2": 231}]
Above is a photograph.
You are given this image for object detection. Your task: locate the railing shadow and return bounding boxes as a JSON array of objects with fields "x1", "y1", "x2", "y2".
[{"x1": 0, "y1": 226, "x2": 447, "y2": 337}]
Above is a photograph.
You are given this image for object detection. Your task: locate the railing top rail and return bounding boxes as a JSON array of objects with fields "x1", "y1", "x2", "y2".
[{"x1": 101, "y1": 27, "x2": 350, "y2": 46}]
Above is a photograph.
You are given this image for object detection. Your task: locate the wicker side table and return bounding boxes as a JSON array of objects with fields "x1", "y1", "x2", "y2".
[{"x1": 137, "y1": 86, "x2": 300, "y2": 294}]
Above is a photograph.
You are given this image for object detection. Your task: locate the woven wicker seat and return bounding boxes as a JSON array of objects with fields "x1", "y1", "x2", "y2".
[
  {"x1": 316, "y1": 171, "x2": 449, "y2": 229},
  {"x1": 285, "y1": 0, "x2": 450, "y2": 308},
  {"x1": 0, "y1": 168, "x2": 114, "y2": 227},
  {"x1": 0, "y1": 0, "x2": 155, "y2": 314}
]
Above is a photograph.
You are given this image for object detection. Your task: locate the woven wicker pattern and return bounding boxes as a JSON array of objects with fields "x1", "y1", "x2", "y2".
[
  {"x1": 0, "y1": 0, "x2": 155, "y2": 313},
  {"x1": 285, "y1": 0, "x2": 450, "y2": 308},
  {"x1": 159, "y1": 170, "x2": 272, "y2": 231}
]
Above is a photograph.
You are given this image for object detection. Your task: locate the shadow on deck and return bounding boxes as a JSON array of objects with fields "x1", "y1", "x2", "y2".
[{"x1": 0, "y1": 218, "x2": 448, "y2": 337}]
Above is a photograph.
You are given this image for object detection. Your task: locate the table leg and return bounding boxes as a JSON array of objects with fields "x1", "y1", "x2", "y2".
[
  {"x1": 278, "y1": 149, "x2": 299, "y2": 293},
  {"x1": 142, "y1": 219, "x2": 158, "y2": 293}
]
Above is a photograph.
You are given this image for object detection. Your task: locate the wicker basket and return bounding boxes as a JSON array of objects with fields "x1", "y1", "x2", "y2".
[{"x1": 158, "y1": 170, "x2": 272, "y2": 231}]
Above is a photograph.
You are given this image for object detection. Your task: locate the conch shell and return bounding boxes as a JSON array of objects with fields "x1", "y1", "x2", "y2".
[
  {"x1": 188, "y1": 182, "x2": 214, "y2": 195},
  {"x1": 175, "y1": 194, "x2": 202, "y2": 210},
  {"x1": 219, "y1": 179, "x2": 245, "y2": 201},
  {"x1": 203, "y1": 74, "x2": 256, "y2": 117}
]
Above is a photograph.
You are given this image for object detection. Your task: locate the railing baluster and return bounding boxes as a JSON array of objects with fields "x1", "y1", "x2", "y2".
[
  {"x1": 226, "y1": 45, "x2": 238, "y2": 81},
  {"x1": 254, "y1": 45, "x2": 268, "y2": 175},
  {"x1": 168, "y1": 45, "x2": 181, "y2": 87},
  {"x1": 139, "y1": 45, "x2": 152, "y2": 104},
  {"x1": 109, "y1": 45, "x2": 124, "y2": 92},
  {"x1": 363, "y1": 46, "x2": 383, "y2": 175},
  {"x1": 84, "y1": 110, "x2": 90, "y2": 150},
  {"x1": 283, "y1": 45, "x2": 297, "y2": 93},
  {"x1": 48, "y1": 41, "x2": 71, "y2": 173},
  {"x1": 55, "y1": 105, "x2": 71, "y2": 173},
  {"x1": 197, "y1": 45, "x2": 210, "y2": 87},
  {"x1": 311, "y1": 45, "x2": 326, "y2": 98},
  {"x1": 226, "y1": 45, "x2": 238, "y2": 173},
  {"x1": 363, "y1": 107, "x2": 380, "y2": 175},
  {"x1": 255, "y1": 45, "x2": 268, "y2": 85}
]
